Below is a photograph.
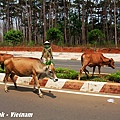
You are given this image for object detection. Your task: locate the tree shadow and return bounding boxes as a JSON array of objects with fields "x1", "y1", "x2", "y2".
[{"x1": 8, "y1": 86, "x2": 56, "y2": 99}]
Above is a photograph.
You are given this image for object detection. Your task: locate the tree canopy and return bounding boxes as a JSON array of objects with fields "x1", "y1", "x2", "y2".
[{"x1": 0, "y1": 0, "x2": 119, "y2": 47}]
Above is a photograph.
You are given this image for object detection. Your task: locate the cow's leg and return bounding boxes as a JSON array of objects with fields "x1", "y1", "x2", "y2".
[
  {"x1": 78, "y1": 69, "x2": 82, "y2": 80},
  {"x1": 33, "y1": 75, "x2": 43, "y2": 98},
  {"x1": 78, "y1": 65, "x2": 87, "y2": 80},
  {"x1": 84, "y1": 68, "x2": 89, "y2": 74},
  {"x1": 3, "y1": 73, "x2": 9, "y2": 92},
  {"x1": 29, "y1": 77, "x2": 36, "y2": 92},
  {"x1": 33, "y1": 79, "x2": 37, "y2": 92},
  {"x1": 78, "y1": 59, "x2": 90, "y2": 80},
  {"x1": 98, "y1": 66, "x2": 101, "y2": 77},
  {"x1": 84, "y1": 68, "x2": 89, "y2": 78},
  {"x1": 10, "y1": 73, "x2": 17, "y2": 89},
  {"x1": 92, "y1": 66, "x2": 96, "y2": 77}
]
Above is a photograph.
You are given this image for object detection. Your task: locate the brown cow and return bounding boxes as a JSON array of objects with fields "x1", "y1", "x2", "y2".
[
  {"x1": 3, "y1": 57, "x2": 58, "y2": 97},
  {"x1": 78, "y1": 52, "x2": 115, "y2": 80},
  {"x1": 0, "y1": 53, "x2": 13, "y2": 69}
]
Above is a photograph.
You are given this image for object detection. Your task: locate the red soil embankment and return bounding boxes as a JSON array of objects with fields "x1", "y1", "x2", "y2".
[{"x1": 0, "y1": 45, "x2": 120, "y2": 53}]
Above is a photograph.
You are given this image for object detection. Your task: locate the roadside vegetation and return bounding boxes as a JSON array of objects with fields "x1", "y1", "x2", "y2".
[
  {"x1": 0, "y1": 68, "x2": 5, "y2": 73},
  {"x1": 55, "y1": 67, "x2": 78, "y2": 79},
  {"x1": 1, "y1": 29, "x2": 119, "y2": 48},
  {"x1": 0, "y1": 1, "x2": 119, "y2": 47},
  {"x1": 0, "y1": 67, "x2": 120, "y2": 83},
  {"x1": 55, "y1": 67, "x2": 120, "y2": 83}
]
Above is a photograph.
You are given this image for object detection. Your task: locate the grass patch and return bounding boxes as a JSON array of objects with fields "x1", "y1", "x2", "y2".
[
  {"x1": 80, "y1": 75, "x2": 109, "y2": 82},
  {"x1": 55, "y1": 67, "x2": 78, "y2": 79},
  {"x1": 107, "y1": 71, "x2": 120, "y2": 83},
  {"x1": 56, "y1": 67, "x2": 120, "y2": 83}
]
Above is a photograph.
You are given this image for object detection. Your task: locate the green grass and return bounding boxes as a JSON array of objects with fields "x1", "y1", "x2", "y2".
[
  {"x1": 55, "y1": 67, "x2": 78, "y2": 79},
  {"x1": 107, "y1": 71, "x2": 120, "y2": 83},
  {"x1": 55, "y1": 67, "x2": 120, "y2": 83},
  {"x1": 80, "y1": 74, "x2": 109, "y2": 82}
]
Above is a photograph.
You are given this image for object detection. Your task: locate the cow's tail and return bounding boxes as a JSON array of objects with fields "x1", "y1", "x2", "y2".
[
  {"x1": 81, "y1": 54, "x2": 84, "y2": 66},
  {"x1": 81, "y1": 54, "x2": 89, "y2": 74}
]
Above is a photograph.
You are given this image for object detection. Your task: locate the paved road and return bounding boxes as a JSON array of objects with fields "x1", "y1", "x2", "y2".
[
  {"x1": 0, "y1": 84, "x2": 120, "y2": 120},
  {"x1": 53, "y1": 59, "x2": 120, "y2": 74},
  {"x1": 2, "y1": 51, "x2": 120, "y2": 74}
]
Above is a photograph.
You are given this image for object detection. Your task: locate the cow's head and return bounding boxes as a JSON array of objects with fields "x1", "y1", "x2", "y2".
[
  {"x1": 108, "y1": 58, "x2": 115, "y2": 69},
  {"x1": 44, "y1": 63, "x2": 58, "y2": 82}
]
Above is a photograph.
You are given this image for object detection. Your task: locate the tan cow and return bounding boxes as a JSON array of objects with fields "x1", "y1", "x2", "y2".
[
  {"x1": 78, "y1": 52, "x2": 115, "y2": 80},
  {"x1": 0, "y1": 53, "x2": 13, "y2": 69},
  {"x1": 3, "y1": 57, "x2": 58, "y2": 97}
]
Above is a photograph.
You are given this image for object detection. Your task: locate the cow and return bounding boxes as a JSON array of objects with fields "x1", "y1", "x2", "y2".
[
  {"x1": 78, "y1": 52, "x2": 115, "y2": 80},
  {"x1": 0, "y1": 53, "x2": 13, "y2": 70},
  {"x1": 3, "y1": 57, "x2": 58, "y2": 97}
]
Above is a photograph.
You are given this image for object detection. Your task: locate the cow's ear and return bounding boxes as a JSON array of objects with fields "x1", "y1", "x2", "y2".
[{"x1": 43, "y1": 65, "x2": 49, "y2": 71}]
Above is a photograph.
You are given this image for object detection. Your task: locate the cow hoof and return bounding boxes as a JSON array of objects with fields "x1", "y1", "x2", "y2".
[
  {"x1": 5, "y1": 90, "x2": 9, "y2": 93},
  {"x1": 14, "y1": 84, "x2": 17, "y2": 89},
  {"x1": 39, "y1": 93, "x2": 43, "y2": 98}
]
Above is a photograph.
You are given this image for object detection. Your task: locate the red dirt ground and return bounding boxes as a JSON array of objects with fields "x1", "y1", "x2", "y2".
[{"x1": 0, "y1": 44, "x2": 120, "y2": 53}]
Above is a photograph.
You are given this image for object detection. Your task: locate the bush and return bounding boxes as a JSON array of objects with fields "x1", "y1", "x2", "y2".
[
  {"x1": 4, "y1": 30, "x2": 23, "y2": 46},
  {"x1": 88, "y1": 29, "x2": 105, "y2": 45},
  {"x1": 108, "y1": 71, "x2": 120, "y2": 83},
  {"x1": 46, "y1": 28, "x2": 63, "y2": 45},
  {"x1": 55, "y1": 67, "x2": 78, "y2": 79}
]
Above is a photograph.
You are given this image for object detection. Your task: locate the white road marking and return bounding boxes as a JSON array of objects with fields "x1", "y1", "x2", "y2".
[
  {"x1": 0, "y1": 82, "x2": 120, "y2": 99},
  {"x1": 41, "y1": 88, "x2": 120, "y2": 99}
]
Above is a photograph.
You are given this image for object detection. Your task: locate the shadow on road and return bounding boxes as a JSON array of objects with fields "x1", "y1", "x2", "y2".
[{"x1": 8, "y1": 86, "x2": 57, "y2": 98}]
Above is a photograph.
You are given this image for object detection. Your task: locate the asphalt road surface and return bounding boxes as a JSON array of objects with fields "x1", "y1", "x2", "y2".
[
  {"x1": 53, "y1": 59, "x2": 120, "y2": 74},
  {"x1": 0, "y1": 84, "x2": 120, "y2": 120}
]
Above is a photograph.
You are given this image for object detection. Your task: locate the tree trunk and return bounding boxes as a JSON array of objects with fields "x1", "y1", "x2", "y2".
[
  {"x1": 63, "y1": 0, "x2": 67, "y2": 44},
  {"x1": 43, "y1": 0, "x2": 46, "y2": 42},
  {"x1": 48, "y1": 1, "x2": 51, "y2": 29},
  {"x1": 114, "y1": 0, "x2": 117, "y2": 48},
  {"x1": 54, "y1": 0, "x2": 57, "y2": 28},
  {"x1": 6, "y1": 0, "x2": 10, "y2": 31},
  {"x1": 109, "y1": 1, "x2": 113, "y2": 41},
  {"x1": 82, "y1": 0, "x2": 86, "y2": 44}
]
